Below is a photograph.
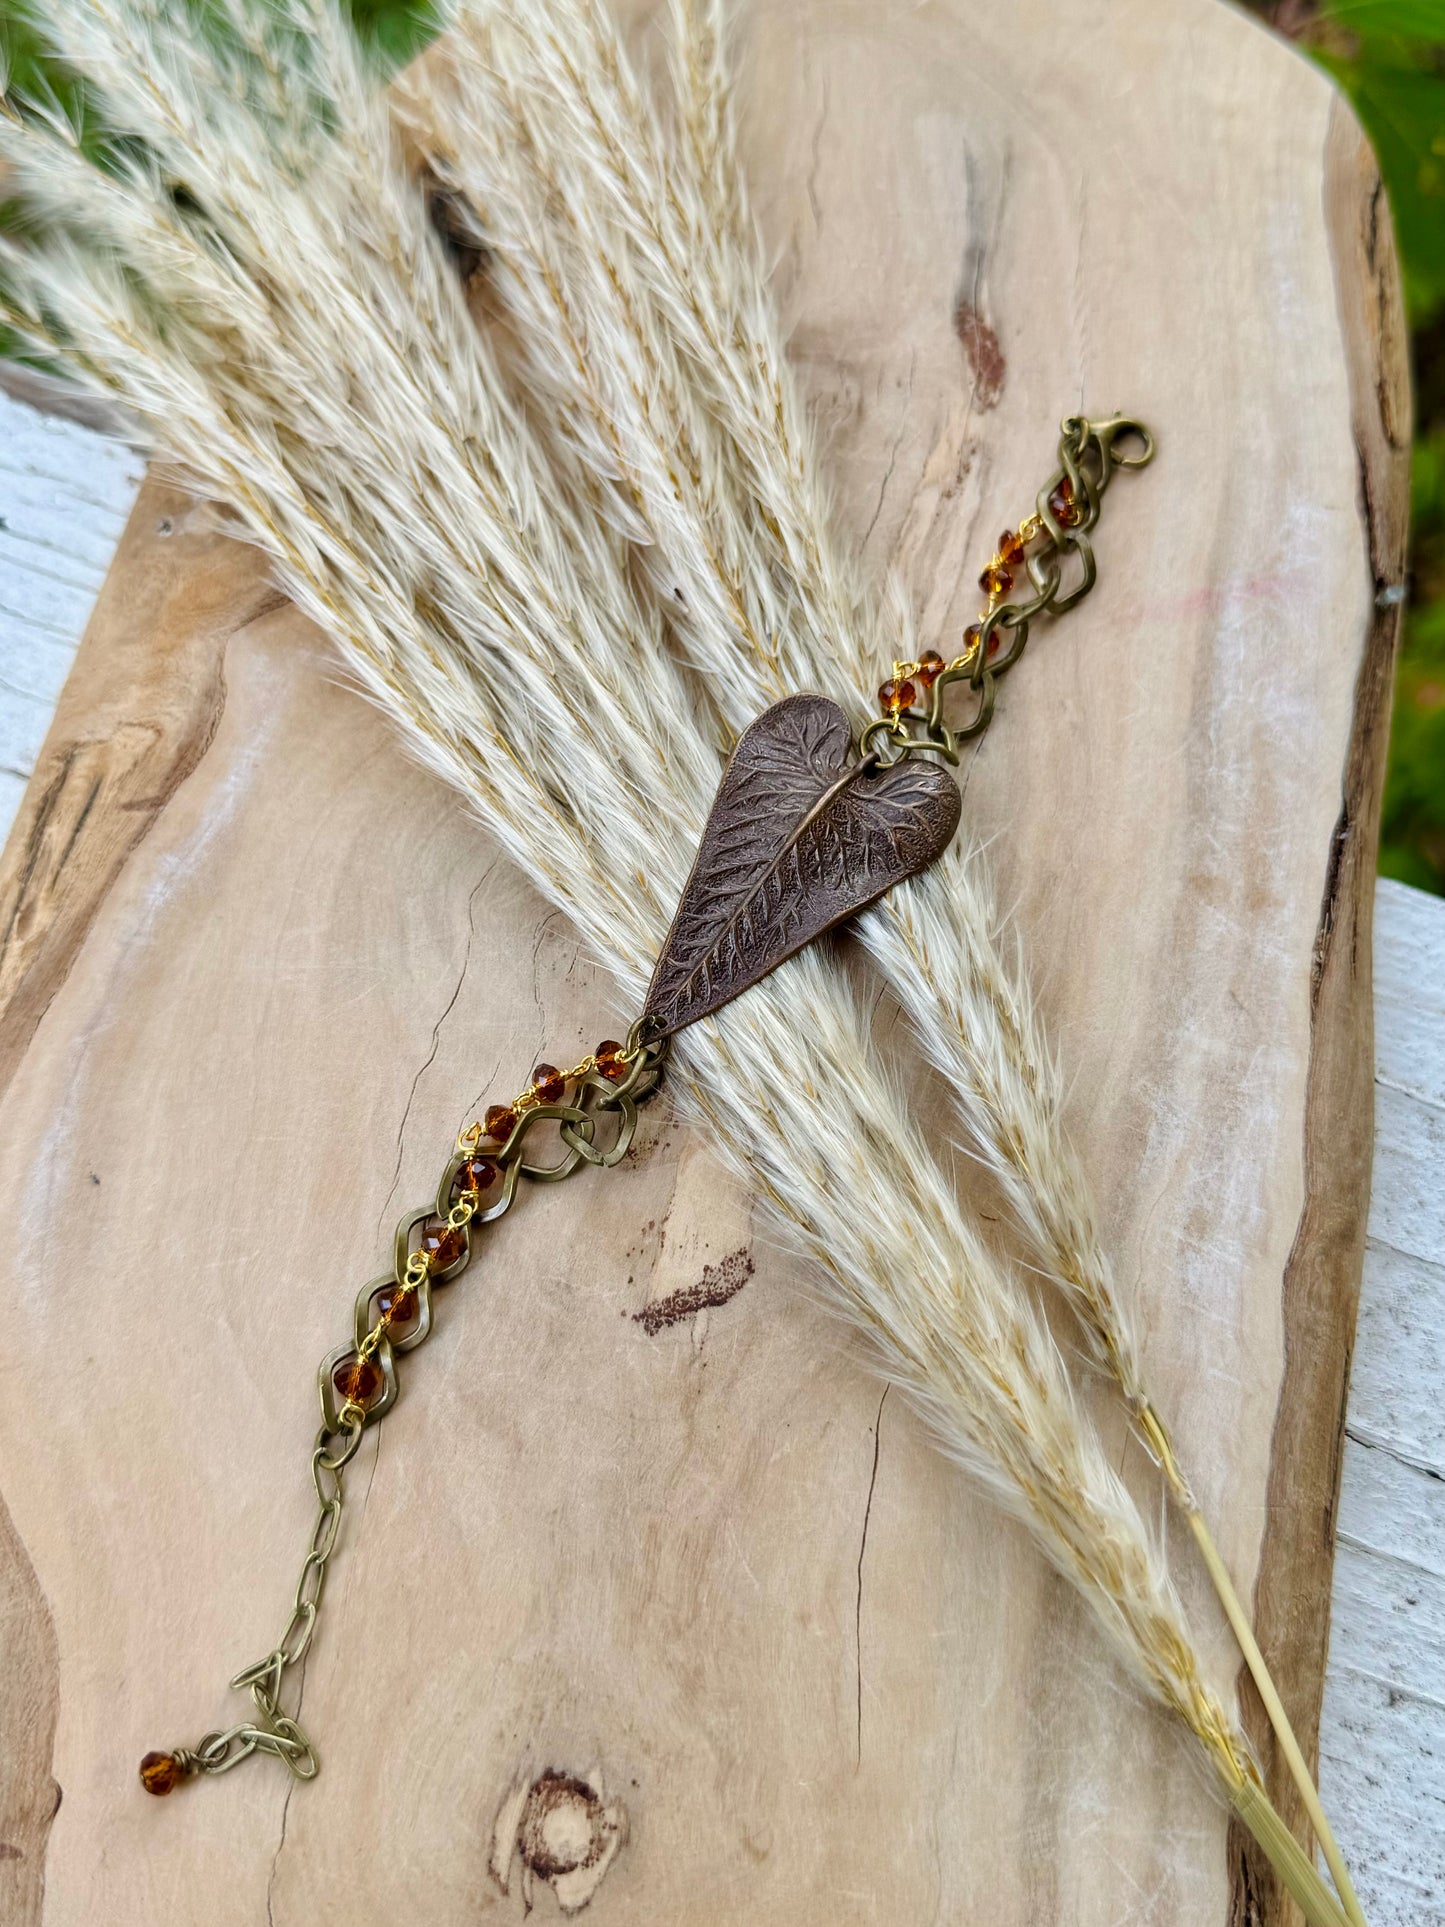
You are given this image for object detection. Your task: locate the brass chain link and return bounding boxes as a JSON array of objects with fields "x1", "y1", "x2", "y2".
[
  {"x1": 859, "y1": 415, "x2": 1154, "y2": 767},
  {"x1": 141, "y1": 1021, "x2": 668, "y2": 1793}
]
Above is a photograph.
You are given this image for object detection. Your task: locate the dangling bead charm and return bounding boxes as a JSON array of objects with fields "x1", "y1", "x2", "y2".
[{"x1": 139, "y1": 1750, "x2": 185, "y2": 1796}]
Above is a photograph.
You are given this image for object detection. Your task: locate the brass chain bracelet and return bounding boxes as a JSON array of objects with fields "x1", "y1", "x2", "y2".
[
  {"x1": 139, "y1": 414, "x2": 1151, "y2": 1796},
  {"x1": 139, "y1": 1026, "x2": 668, "y2": 1793}
]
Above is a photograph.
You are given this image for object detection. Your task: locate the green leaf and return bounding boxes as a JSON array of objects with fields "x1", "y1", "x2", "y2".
[
  {"x1": 1316, "y1": 47, "x2": 1445, "y2": 324},
  {"x1": 1324, "y1": 0, "x2": 1445, "y2": 40}
]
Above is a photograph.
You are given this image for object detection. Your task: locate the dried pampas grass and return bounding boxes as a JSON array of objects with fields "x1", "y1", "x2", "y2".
[
  {"x1": 0, "y1": 2, "x2": 1361, "y2": 1921},
  {"x1": 397, "y1": 7, "x2": 1366, "y2": 1920}
]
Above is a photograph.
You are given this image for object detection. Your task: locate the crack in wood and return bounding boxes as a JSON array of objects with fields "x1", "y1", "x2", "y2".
[{"x1": 855, "y1": 1385, "x2": 888, "y2": 1772}]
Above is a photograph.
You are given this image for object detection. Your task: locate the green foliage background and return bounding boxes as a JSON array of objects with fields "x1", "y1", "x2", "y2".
[
  {"x1": 1258, "y1": 0, "x2": 1445, "y2": 893},
  {"x1": 4, "y1": 1, "x2": 1443, "y2": 889}
]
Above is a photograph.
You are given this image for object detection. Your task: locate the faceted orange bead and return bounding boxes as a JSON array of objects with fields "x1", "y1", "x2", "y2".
[
  {"x1": 998, "y1": 528, "x2": 1025, "y2": 567},
  {"x1": 374, "y1": 1283, "x2": 420, "y2": 1333},
  {"x1": 140, "y1": 1750, "x2": 182, "y2": 1796},
  {"x1": 484, "y1": 1104, "x2": 518, "y2": 1143},
  {"x1": 531, "y1": 1062, "x2": 565, "y2": 1103},
  {"x1": 962, "y1": 622, "x2": 984, "y2": 658},
  {"x1": 419, "y1": 1217, "x2": 466, "y2": 1270},
  {"x1": 595, "y1": 1040, "x2": 628, "y2": 1083},
  {"x1": 332, "y1": 1355, "x2": 383, "y2": 1409},
  {"x1": 454, "y1": 1154, "x2": 500, "y2": 1201},
  {"x1": 915, "y1": 650, "x2": 945, "y2": 690},
  {"x1": 1048, "y1": 477, "x2": 1082, "y2": 528},
  {"x1": 878, "y1": 677, "x2": 916, "y2": 713},
  {"x1": 979, "y1": 562, "x2": 1012, "y2": 598}
]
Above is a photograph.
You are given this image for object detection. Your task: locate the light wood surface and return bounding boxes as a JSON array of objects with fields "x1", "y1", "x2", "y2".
[{"x1": 0, "y1": 4, "x2": 1414, "y2": 1923}]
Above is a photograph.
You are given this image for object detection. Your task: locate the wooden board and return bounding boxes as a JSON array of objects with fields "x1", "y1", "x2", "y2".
[
  {"x1": 1320, "y1": 880, "x2": 1445, "y2": 1918},
  {"x1": 0, "y1": 390, "x2": 143, "y2": 846},
  {"x1": 0, "y1": 4, "x2": 1410, "y2": 1923}
]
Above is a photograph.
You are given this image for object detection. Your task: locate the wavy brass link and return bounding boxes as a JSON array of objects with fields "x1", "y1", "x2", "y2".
[
  {"x1": 318, "y1": 1329, "x2": 398, "y2": 1432},
  {"x1": 558, "y1": 1077, "x2": 641, "y2": 1168},
  {"x1": 857, "y1": 715, "x2": 916, "y2": 766},
  {"x1": 928, "y1": 662, "x2": 996, "y2": 743},
  {"x1": 870, "y1": 415, "x2": 1153, "y2": 769},
  {"x1": 1044, "y1": 528, "x2": 1097, "y2": 614},
  {"x1": 438, "y1": 1147, "x2": 523, "y2": 1225},
  {"x1": 500, "y1": 1099, "x2": 595, "y2": 1181},
  {"x1": 353, "y1": 1271, "x2": 432, "y2": 1355},
  {"x1": 391, "y1": 1204, "x2": 439, "y2": 1284},
  {"x1": 979, "y1": 614, "x2": 1030, "y2": 682}
]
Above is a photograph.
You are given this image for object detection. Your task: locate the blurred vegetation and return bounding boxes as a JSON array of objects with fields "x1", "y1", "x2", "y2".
[
  {"x1": 1252, "y1": 1, "x2": 1445, "y2": 893},
  {"x1": 4, "y1": 2, "x2": 1444, "y2": 888}
]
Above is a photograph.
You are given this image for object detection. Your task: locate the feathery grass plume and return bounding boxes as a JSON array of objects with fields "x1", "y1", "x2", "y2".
[
  {"x1": 0, "y1": 4, "x2": 1355, "y2": 1920},
  {"x1": 397, "y1": 3, "x2": 1367, "y2": 1919},
  {"x1": 1, "y1": 0, "x2": 1234, "y2": 1771},
  {"x1": 399, "y1": 0, "x2": 1181, "y2": 1466}
]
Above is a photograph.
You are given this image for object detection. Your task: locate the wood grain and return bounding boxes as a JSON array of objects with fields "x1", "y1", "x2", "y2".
[
  {"x1": 1229, "y1": 94, "x2": 1412, "y2": 1927},
  {"x1": 0, "y1": 5, "x2": 1410, "y2": 1923},
  {"x1": 0, "y1": 480, "x2": 282, "y2": 1105},
  {"x1": 0, "y1": 482, "x2": 278, "y2": 1923},
  {"x1": 1322, "y1": 911, "x2": 1445, "y2": 1914}
]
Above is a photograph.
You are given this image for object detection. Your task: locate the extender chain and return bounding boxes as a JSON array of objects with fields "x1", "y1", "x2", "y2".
[{"x1": 139, "y1": 414, "x2": 1153, "y2": 1795}]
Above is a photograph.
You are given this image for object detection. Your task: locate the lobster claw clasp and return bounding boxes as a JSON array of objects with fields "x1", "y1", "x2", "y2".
[{"x1": 1087, "y1": 415, "x2": 1156, "y2": 472}]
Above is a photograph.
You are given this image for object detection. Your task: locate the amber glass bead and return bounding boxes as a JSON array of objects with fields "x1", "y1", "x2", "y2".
[
  {"x1": 915, "y1": 650, "x2": 945, "y2": 690},
  {"x1": 140, "y1": 1751, "x2": 182, "y2": 1796},
  {"x1": 374, "y1": 1283, "x2": 420, "y2": 1333},
  {"x1": 878, "y1": 677, "x2": 916, "y2": 713},
  {"x1": 454, "y1": 1153, "x2": 500, "y2": 1201},
  {"x1": 419, "y1": 1217, "x2": 466, "y2": 1270},
  {"x1": 998, "y1": 528, "x2": 1025, "y2": 567},
  {"x1": 332, "y1": 1355, "x2": 383, "y2": 1408},
  {"x1": 1048, "y1": 477, "x2": 1082, "y2": 528},
  {"x1": 962, "y1": 622, "x2": 984, "y2": 658},
  {"x1": 531, "y1": 1062, "x2": 565, "y2": 1103},
  {"x1": 595, "y1": 1041, "x2": 628, "y2": 1083},
  {"x1": 979, "y1": 562, "x2": 1012, "y2": 598},
  {"x1": 484, "y1": 1103, "x2": 518, "y2": 1143}
]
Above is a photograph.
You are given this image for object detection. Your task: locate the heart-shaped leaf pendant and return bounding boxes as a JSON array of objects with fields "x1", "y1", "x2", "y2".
[{"x1": 642, "y1": 694, "x2": 961, "y2": 1038}]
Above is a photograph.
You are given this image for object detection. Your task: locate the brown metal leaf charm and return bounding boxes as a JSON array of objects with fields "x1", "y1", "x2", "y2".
[{"x1": 642, "y1": 694, "x2": 961, "y2": 1038}]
